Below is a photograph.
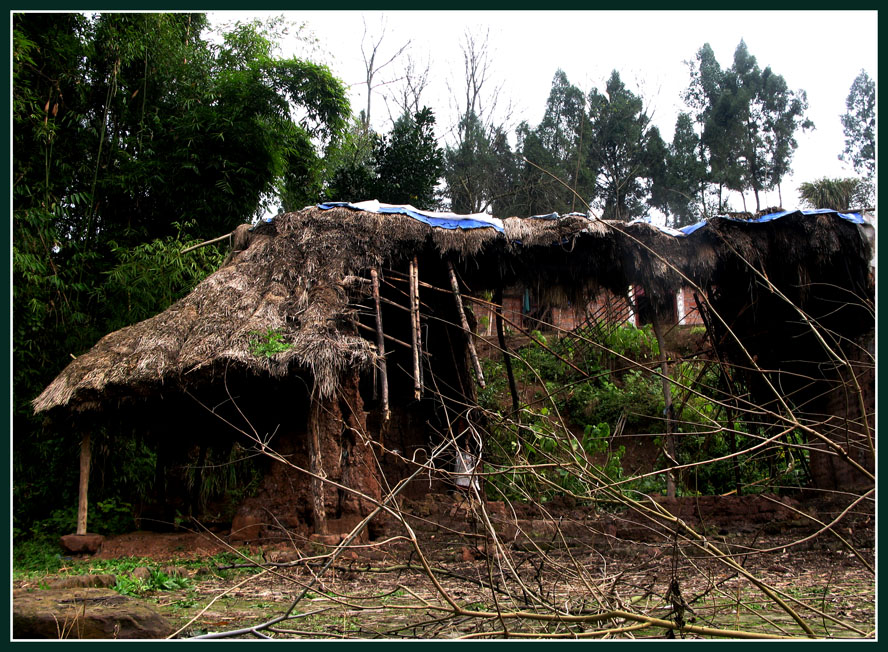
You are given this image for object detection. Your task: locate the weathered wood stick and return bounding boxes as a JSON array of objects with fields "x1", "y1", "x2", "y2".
[
  {"x1": 370, "y1": 268, "x2": 390, "y2": 420},
  {"x1": 354, "y1": 320, "x2": 431, "y2": 355},
  {"x1": 77, "y1": 432, "x2": 91, "y2": 535},
  {"x1": 447, "y1": 260, "x2": 486, "y2": 388},
  {"x1": 495, "y1": 287, "x2": 521, "y2": 416},
  {"x1": 180, "y1": 231, "x2": 233, "y2": 254},
  {"x1": 409, "y1": 257, "x2": 422, "y2": 399}
]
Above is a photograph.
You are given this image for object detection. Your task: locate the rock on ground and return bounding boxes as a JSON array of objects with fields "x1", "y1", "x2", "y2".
[
  {"x1": 59, "y1": 533, "x2": 105, "y2": 555},
  {"x1": 12, "y1": 588, "x2": 174, "y2": 639}
]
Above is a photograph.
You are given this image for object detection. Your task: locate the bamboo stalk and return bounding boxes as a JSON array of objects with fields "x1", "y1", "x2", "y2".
[
  {"x1": 370, "y1": 268, "x2": 389, "y2": 420},
  {"x1": 77, "y1": 432, "x2": 91, "y2": 535},
  {"x1": 652, "y1": 317, "x2": 677, "y2": 498},
  {"x1": 446, "y1": 261, "x2": 486, "y2": 388},
  {"x1": 180, "y1": 230, "x2": 233, "y2": 254},
  {"x1": 409, "y1": 257, "x2": 422, "y2": 399}
]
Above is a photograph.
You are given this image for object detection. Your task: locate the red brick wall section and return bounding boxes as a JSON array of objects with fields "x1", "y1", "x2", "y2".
[{"x1": 679, "y1": 287, "x2": 704, "y2": 325}]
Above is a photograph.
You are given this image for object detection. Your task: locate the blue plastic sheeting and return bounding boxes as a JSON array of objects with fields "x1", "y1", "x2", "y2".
[
  {"x1": 628, "y1": 218, "x2": 687, "y2": 237},
  {"x1": 738, "y1": 208, "x2": 865, "y2": 225},
  {"x1": 679, "y1": 221, "x2": 707, "y2": 235},
  {"x1": 636, "y1": 209, "x2": 865, "y2": 238},
  {"x1": 528, "y1": 211, "x2": 590, "y2": 220},
  {"x1": 318, "y1": 202, "x2": 863, "y2": 240},
  {"x1": 318, "y1": 200, "x2": 504, "y2": 233}
]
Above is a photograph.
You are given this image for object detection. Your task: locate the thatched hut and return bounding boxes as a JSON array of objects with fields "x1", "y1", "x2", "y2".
[{"x1": 32, "y1": 204, "x2": 875, "y2": 540}]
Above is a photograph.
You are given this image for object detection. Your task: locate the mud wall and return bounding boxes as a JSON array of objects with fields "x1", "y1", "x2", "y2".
[{"x1": 230, "y1": 369, "x2": 382, "y2": 543}]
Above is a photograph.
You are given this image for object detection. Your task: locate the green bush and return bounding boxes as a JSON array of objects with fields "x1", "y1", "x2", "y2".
[
  {"x1": 249, "y1": 328, "x2": 293, "y2": 358},
  {"x1": 479, "y1": 323, "x2": 806, "y2": 499}
]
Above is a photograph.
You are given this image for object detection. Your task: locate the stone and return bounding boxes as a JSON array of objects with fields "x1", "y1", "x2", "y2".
[
  {"x1": 59, "y1": 534, "x2": 104, "y2": 555},
  {"x1": 45, "y1": 574, "x2": 117, "y2": 590},
  {"x1": 161, "y1": 566, "x2": 185, "y2": 578},
  {"x1": 265, "y1": 549, "x2": 302, "y2": 563},
  {"x1": 309, "y1": 533, "x2": 343, "y2": 547},
  {"x1": 229, "y1": 513, "x2": 263, "y2": 543},
  {"x1": 131, "y1": 567, "x2": 152, "y2": 582},
  {"x1": 12, "y1": 588, "x2": 174, "y2": 639}
]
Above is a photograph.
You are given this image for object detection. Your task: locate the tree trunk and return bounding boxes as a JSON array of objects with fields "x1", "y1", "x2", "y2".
[
  {"x1": 308, "y1": 399, "x2": 327, "y2": 535},
  {"x1": 77, "y1": 433, "x2": 91, "y2": 535}
]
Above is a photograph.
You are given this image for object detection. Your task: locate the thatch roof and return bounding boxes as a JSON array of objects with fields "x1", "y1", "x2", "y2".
[{"x1": 32, "y1": 206, "x2": 872, "y2": 415}]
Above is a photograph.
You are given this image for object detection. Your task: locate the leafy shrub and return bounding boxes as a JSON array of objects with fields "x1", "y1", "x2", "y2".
[
  {"x1": 249, "y1": 328, "x2": 293, "y2": 358},
  {"x1": 115, "y1": 568, "x2": 192, "y2": 596}
]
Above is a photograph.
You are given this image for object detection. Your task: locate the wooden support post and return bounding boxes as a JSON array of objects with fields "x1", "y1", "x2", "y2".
[
  {"x1": 409, "y1": 256, "x2": 422, "y2": 399},
  {"x1": 652, "y1": 318, "x2": 677, "y2": 498},
  {"x1": 309, "y1": 399, "x2": 327, "y2": 535},
  {"x1": 77, "y1": 432, "x2": 91, "y2": 535},
  {"x1": 495, "y1": 287, "x2": 521, "y2": 418},
  {"x1": 370, "y1": 268, "x2": 389, "y2": 420},
  {"x1": 447, "y1": 260, "x2": 486, "y2": 388}
]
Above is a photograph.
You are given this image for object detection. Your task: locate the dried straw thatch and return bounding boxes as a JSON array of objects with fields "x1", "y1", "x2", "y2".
[{"x1": 33, "y1": 205, "x2": 872, "y2": 416}]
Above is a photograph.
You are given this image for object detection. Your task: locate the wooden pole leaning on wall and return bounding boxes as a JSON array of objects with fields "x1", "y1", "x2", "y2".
[
  {"x1": 495, "y1": 287, "x2": 521, "y2": 418},
  {"x1": 652, "y1": 317, "x2": 677, "y2": 499},
  {"x1": 370, "y1": 268, "x2": 390, "y2": 420},
  {"x1": 77, "y1": 432, "x2": 91, "y2": 535},
  {"x1": 409, "y1": 256, "x2": 422, "y2": 399},
  {"x1": 446, "y1": 260, "x2": 486, "y2": 389}
]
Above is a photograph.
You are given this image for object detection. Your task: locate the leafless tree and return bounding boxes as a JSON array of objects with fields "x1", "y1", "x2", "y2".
[
  {"x1": 383, "y1": 53, "x2": 432, "y2": 125},
  {"x1": 359, "y1": 16, "x2": 411, "y2": 129},
  {"x1": 445, "y1": 28, "x2": 512, "y2": 142}
]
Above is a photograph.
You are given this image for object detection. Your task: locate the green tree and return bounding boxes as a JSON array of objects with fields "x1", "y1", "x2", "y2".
[
  {"x1": 326, "y1": 108, "x2": 445, "y2": 209},
  {"x1": 840, "y1": 69, "x2": 875, "y2": 180},
  {"x1": 13, "y1": 12, "x2": 350, "y2": 532},
  {"x1": 513, "y1": 70, "x2": 587, "y2": 216},
  {"x1": 684, "y1": 43, "x2": 742, "y2": 214},
  {"x1": 324, "y1": 115, "x2": 380, "y2": 202},
  {"x1": 684, "y1": 41, "x2": 812, "y2": 212},
  {"x1": 652, "y1": 112, "x2": 708, "y2": 227},
  {"x1": 441, "y1": 29, "x2": 522, "y2": 217},
  {"x1": 798, "y1": 177, "x2": 868, "y2": 211},
  {"x1": 584, "y1": 70, "x2": 667, "y2": 221},
  {"x1": 444, "y1": 112, "x2": 519, "y2": 215},
  {"x1": 374, "y1": 107, "x2": 445, "y2": 207}
]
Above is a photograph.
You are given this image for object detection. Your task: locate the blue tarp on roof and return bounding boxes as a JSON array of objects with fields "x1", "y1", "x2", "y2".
[
  {"x1": 637, "y1": 209, "x2": 865, "y2": 238},
  {"x1": 318, "y1": 200, "x2": 505, "y2": 233},
  {"x1": 318, "y1": 202, "x2": 864, "y2": 240}
]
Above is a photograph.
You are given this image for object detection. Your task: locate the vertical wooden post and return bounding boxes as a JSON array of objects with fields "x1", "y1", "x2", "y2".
[
  {"x1": 652, "y1": 318, "x2": 677, "y2": 498},
  {"x1": 77, "y1": 432, "x2": 91, "y2": 535},
  {"x1": 370, "y1": 268, "x2": 389, "y2": 420},
  {"x1": 495, "y1": 287, "x2": 520, "y2": 418},
  {"x1": 409, "y1": 256, "x2": 422, "y2": 399},
  {"x1": 309, "y1": 399, "x2": 327, "y2": 535},
  {"x1": 447, "y1": 260, "x2": 486, "y2": 388}
]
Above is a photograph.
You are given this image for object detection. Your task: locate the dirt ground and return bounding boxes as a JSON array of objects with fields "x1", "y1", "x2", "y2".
[{"x1": 14, "y1": 493, "x2": 875, "y2": 640}]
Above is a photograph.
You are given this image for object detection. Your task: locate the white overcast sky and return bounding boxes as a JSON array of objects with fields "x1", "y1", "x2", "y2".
[{"x1": 210, "y1": 10, "x2": 877, "y2": 213}]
